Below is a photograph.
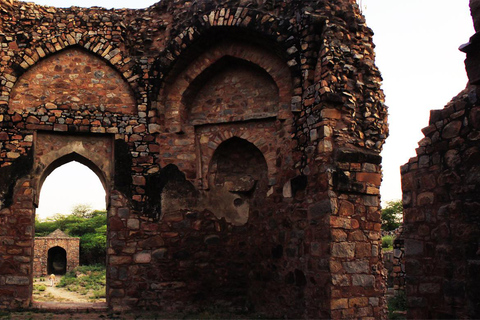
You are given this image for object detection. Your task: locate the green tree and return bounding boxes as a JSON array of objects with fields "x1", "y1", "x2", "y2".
[
  {"x1": 34, "y1": 218, "x2": 58, "y2": 237},
  {"x1": 71, "y1": 204, "x2": 94, "y2": 218},
  {"x1": 382, "y1": 200, "x2": 403, "y2": 231},
  {"x1": 35, "y1": 206, "x2": 107, "y2": 265}
]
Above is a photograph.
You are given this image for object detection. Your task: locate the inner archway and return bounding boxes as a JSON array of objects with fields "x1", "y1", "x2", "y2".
[
  {"x1": 47, "y1": 246, "x2": 67, "y2": 275},
  {"x1": 36, "y1": 161, "x2": 106, "y2": 221},
  {"x1": 33, "y1": 158, "x2": 108, "y2": 304}
]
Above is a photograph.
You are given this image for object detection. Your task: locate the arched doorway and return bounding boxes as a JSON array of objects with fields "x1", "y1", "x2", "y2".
[
  {"x1": 47, "y1": 246, "x2": 67, "y2": 275},
  {"x1": 32, "y1": 140, "x2": 112, "y2": 305}
]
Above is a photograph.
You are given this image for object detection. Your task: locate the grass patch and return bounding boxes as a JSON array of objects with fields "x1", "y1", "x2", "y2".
[
  {"x1": 382, "y1": 235, "x2": 394, "y2": 251},
  {"x1": 56, "y1": 265, "x2": 106, "y2": 301},
  {"x1": 33, "y1": 284, "x2": 46, "y2": 292},
  {"x1": 388, "y1": 290, "x2": 407, "y2": 319}
]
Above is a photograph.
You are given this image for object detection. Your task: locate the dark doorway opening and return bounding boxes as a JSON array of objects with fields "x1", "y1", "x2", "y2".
[{"x1": 47, "y1": 246, "x2": 67, "y2": 275}]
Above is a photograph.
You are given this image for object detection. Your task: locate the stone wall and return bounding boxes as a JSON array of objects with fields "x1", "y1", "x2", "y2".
[
  {"x1": 400, "y1": 2, "x2": 480, "y2": 318},
  {"x1": 401, "y1": 86, "x2": 480, "y2": 319},
  {"x1": 33, "y1": 233, "x2": 80, "y2": 277},
  {"x1": 392, "y1": 238, "x2": 405, "y2": 293},
  {"x1": 0, "y1": 0, "x2": 388, "y2": 317}
]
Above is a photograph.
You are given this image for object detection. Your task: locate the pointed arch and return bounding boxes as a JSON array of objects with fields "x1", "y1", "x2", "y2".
[
  {"x1": 155, "y1": 7, "x2": 301, "y2": 84},
  {"x1": 9, "y1": 46, "x2": 137, "y2": 114},
  {"x1": 208, "y1": 136, "x2": 268, "y2": 190},
  {"x1": 161, "y1": 40, "x2": 293, "y2": 133},
  {"x1": 13, "y1": 33, "x2": 134, "y2": 83},
  {"x1": 33, "y1": 132, "x2": 114, "y2": 209},
  {"x1": 4, "y1": 33, "x2": 139, "y2": 109},
  {"x1": 38, "y1": 152, "x2": 109, "y2": 202},
  {"x1": 195, "y1": 122, "x2": 279, "y2": 190}
]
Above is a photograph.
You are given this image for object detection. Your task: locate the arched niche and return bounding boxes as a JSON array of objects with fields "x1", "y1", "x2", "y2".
[
  {"x1": 47, "y1": 246, "x2": 67, "y2": 275},
  {"x1": 9, "y1": 46, "x2": 136, "y2": 114},
  {"x1": 161, "y1": 40, "x2": 292, "y2": 133},
  {"x1": 205, "y1": 137, "x2": 268, "y2": 226},
  {"x1": 183, "y1": 56, "x2": 280, "y2": 125},
  {"x1": 195, "y1": 121, "x2": 278, "y2": 190},
  {"x1": 208, "y1": 137, "x2": 268, "y2": 194}
]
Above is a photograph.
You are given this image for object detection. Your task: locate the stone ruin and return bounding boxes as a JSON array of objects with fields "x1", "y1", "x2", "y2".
[
  {"x1": 33, "y1": 229, "x2": 80, "y2": 277},
  {"x1": 0, "y1": 0, "x2": 388, "y2": 318},
  {"x1": 400, "y1": 0, "x2": 480, "y2": 318}
]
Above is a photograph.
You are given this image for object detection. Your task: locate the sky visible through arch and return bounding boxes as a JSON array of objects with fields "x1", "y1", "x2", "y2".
[
  {"x1": 20, "y1": 0, "x2": 474, "y2": 218},
  {"x1": 36, "y1": 162, "x2": 106, "y2": 220}
]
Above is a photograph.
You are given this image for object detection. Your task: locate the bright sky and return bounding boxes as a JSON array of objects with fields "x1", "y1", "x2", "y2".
[
  {"x1": 36, "y1": 162, "x2": 106, "y2": 220},
  {"x1": 23, "y1": 0, "x2": 474, "y2": 218},
  {"x1": 362, "y1": 0, "x2": 474, "y2": 204}
]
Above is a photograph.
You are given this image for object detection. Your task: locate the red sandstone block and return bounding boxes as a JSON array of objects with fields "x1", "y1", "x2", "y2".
[
  {"x1": 349, "y1": 297, "x2": 369, "y2": 308},
  {"x1": 54, "y1": 124, "x2": 68, "y2": 131},
  {"x1": 417, "y1": 192, "x2": 434, "y2": 206},
  {"x1": 351, "y1": 219, "x2": 360, "y2": 229},
  {"x1": 329, "y1": 261, "x2": 343, "y2": 273},
  {"x1": 331, "y1": 298, "x2": 348, "y2": 310},
  {"x1": 356, "y1": 172, "x2": 381, "y2": 185},
  {"x1": 132, "y1": 175, "x2": 146, "y2": 186},
  {"x1": 161, "y1": 232, "x2": 179, "y2": 238},
  {"x1": 133, "y1": 124, "x2": 146, "y2": 133},
  {"x1": 109, "y1": 256, "x2": 132, "y2": 265},
  {"x1": 355, "y1": 243, "x2": 371, "y2": 258},
  {"x1": 330, "y1": 216, "x2": 352, "y2": 229},
  {"x1": 132, "y1": 195, "x2": 142, "y2": 202},
  {"x1": 11, "y1": 114, "x2": 22, "y2": 122},
  {"x1": 338, "y1": 200, "x2": 354, "y2": 216},
  {"x1": 331, "y1": 229, "x2": 348, "y2": 241},
  {"x1": 321, "y1": 108, "x2": 342, "y2": 119},
  {"x1": 163, "y1": 212, "x2": 184, "y2": 222},
  {"x1": 26, "y1": 124, "x2": 53, "y2": 131},
  {"x1": 26, "y1": 116, "x2": 40, "y2": 124}
]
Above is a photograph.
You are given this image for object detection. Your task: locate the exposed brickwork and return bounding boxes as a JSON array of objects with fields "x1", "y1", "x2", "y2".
[
  {"x1": 0, "y1": 0, "x2": 388, "y2": 318},
  {"x1": 10, "y1": 47, "x2": 136, "y2": 114},
  {"x1": 392, "y1": 238, "x2": 405, "y2": 293},
  {"x1": 188, "y1": 59, "x2": 279, "y2": 124},
  {"x1": 33, "y1": 230, "x2": 80, "y2": 277},
  {"x1": 400, "y1": 2, "x2": 480, "y2": 318},
  {"x1": 401, "y1": 86, "x2": 480, "y2": 319}
]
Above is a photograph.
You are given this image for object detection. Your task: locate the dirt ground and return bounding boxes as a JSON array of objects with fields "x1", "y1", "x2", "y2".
[
  {"x1": 33, "y1": 276, "x2": 106, "y2": 303},
  {"x1": 0, "y1": 309, "x2": 257, "y2": 320},
  {"x1": 1, "y1": 278, "x2": 260, "y2": 319}
]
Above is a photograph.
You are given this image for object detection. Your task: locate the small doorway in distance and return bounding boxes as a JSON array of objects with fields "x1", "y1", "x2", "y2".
[{"x1": 47, "y1": 246, "x2": 67, "y2": 275}]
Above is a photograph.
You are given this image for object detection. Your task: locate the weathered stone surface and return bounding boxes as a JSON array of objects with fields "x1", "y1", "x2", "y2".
[
  {"x1": 343, "y1": 260, "x2": 369, "y2": 274},
  {"x1": 401, "y1": 6, "x2": 480, "y2": 315},
  {"x1": 133, "y1": 252, "x2": 151, "y2": 264},
  {"x1": 442, "y1": 120, "x2": 462, "y2": 139},
  {"x1": 0, "y1": 0, "x2": 387, "y2": 317},
  {"x1": 33, "y1": 230, "x2": 80, "y2": 277},
  {"x1": 332, "y1": 243, "x2": 355, "y2": 258},
  {"x1": 5, "y1": 276, "x2": 29, "y2": 285},
  {"x1": 110, "y1": 256, "x2": 133, "y2": 265},
  {"x1": 352, "y1": 274, "x2": 375, "y2": 287}
]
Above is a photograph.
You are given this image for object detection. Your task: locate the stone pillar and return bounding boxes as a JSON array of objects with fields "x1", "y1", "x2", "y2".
[{"x1": 0, "y1": 178, "x2": 35, "y2": 309}]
